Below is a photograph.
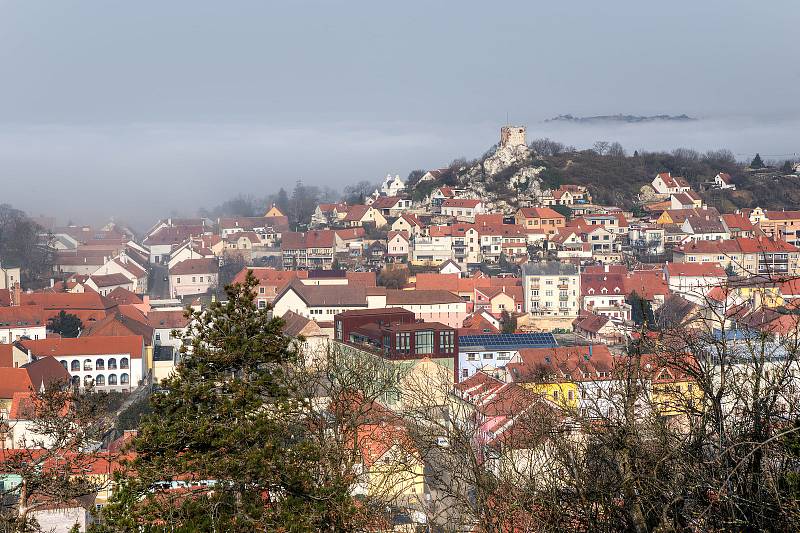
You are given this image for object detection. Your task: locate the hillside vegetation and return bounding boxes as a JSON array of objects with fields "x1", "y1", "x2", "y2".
[{"x1": 412, "y1": 140, "x2": 800, "y2": 213}]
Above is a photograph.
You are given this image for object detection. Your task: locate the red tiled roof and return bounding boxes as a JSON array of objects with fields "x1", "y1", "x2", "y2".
[
  {"x1": 148, "y1": 310, "x2": 191, "y2": 329},
  {"x1": 371, "y1": 196, "x2": 405, "y2": 209},
  {"x1": 281, "y1": 230, "x2": 336, "y2": 250},
  {"x1": 19, "y1": 335, "x2": 144, "y2": 359},
  {"x1": 231, "y1": 267, "x2": 308, "y2": 286},
  {"x1": 442, "y1": 198, "x2": 481, "y2": 208},
  {"x1": 169, "y1": 258, "x2": 219, "y2": 276},
  {"x1": 106, "y1": 287, "x2": 143, "y2": 305},
  {"x1": 89, "y1": 273, "x2": 132, "y2": 288},
  {"x1": 343, "y1": 205, "x2": 372, "y2": 222},
  {"x1": 517, "y1": 207, "x2": 564, "y2": 219},
  {"x1": 386, "y1": 289, "x2": 464, "y2": 305},
  {"x1": 0, "y1": 305, "x2": 46, "y2": 328},
  {"x1": 665, "y1": 262, "x2": 726, "y2": 278}
]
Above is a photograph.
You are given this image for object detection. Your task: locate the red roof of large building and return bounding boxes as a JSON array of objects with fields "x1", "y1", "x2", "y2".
[
  {"x1": 442, "y1": 198, "x2": 481, "y2": 209},
  {"x1": 517, "y1": 207, "x2": 564, "y2": 219},
  {"x1": 169, "y1": 258, "x2": 219, "y2": 276},
  {"x1": 665, "y1": 262, "x2": 726, "y2": 278},
  {"x1": 19, "y1": 336, "x2": 144, "y2": 359}
]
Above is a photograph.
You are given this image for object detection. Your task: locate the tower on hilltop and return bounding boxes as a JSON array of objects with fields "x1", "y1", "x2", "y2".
[{"x1": 500, "y1": 125, "x2": 526, "y2": 148}]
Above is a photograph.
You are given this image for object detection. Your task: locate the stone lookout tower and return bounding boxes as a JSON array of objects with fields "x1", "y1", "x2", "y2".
[{"x1": 500, "y1": 125, "x2": 527, "y2": 148}]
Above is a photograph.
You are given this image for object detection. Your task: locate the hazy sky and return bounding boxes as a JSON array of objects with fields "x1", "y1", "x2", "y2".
[{"x1": 1, "y1": 1, "x2": 799, "y2": 228}]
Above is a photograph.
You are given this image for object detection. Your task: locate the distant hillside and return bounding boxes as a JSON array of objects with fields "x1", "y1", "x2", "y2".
[
  {"x1": 545, "y1": 114, "x2": 695, "y2": 124},
  {"x1": 408, "y1": 141, "x2": 800, "y2": 214}
]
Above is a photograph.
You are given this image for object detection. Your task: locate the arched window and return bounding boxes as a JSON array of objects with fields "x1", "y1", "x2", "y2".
[
  {"x1": 108, "y1": 374, "x2": 118, "y2": 385},
  {"x1": 60, "y1": 360, "x2": 67, "y2": 370},
  {"x1": 120, "y1": 357, "x2": 129, "y2": 370},
  {"x1": 71, "y1": 376, "x2": 80, "y2": 387},
  {"x1": 95, "y1": 375, "x2": 105, "y2": 386},
  {"x1": 121, "y1": 373, "x2": 130, "y2": 385},
  {"x1": 83, "y1": 359, "x2": 93, "y2": 371},
  {"x1": 71, "y1": 360, "x2": 80, "y2": 372},
  {"x1": 95, "y1": 359, "x2": 105, "y2": 370},
  {"x1": 83, "y1": 375, "x2": 93, "y2": 386},
  {"x1": 108, "y1": 358, "x2": 117, "y2": 370}
]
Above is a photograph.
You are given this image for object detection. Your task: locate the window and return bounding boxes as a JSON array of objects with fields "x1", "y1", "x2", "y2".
[
  {"x1": 176, "y1": 277, "x2": 181, "y2": 284},
  {"x1": 96, "y1": 359, "x2": 105, "y2": 370},
  {"x1": 258, "y1": 301, "x2": 266, "y2": 309},
  {"x1": 439, "y1": 330, "x2": 455, "y2": 353},
  {"x1": 396, "y1": 332, "x2": 411, "y2": 354},
  {"x1": 121, "y1": 373, "x2": 130, "y2": 385},
  {"x1": 83, "y1": 359, "x2": 93, "y2": 371},
  {"x1": 71, "y1": 360, "x2": 80, "y2": 372},
  {"x1": 95, "y1": 375, "x2": 105, "y2": 386},
  {"x1": 483, "y1": 353, "x2": 494, "y2": 360},
  {"x1": 192, "y1": 277, "x2": 196, "y2": 283},
  {"x1": 259, "y1": 287, "x2": 265, "y2": 294},
  {"x1": 553, "y1": 390, "x2": 559, "y2": 400},
  {"x1": 108, "y1": 358, "x2": 117, "y2": 370},
  {"x1": 60, "y1": 360, "x2": 67, "y2": 370},
  {"x1": 84, "y1": 375, "x2": 93, "y2": 386},
  {"x1": 120, "y1": 357, "x2": 129, "y2": 369},
  {"x1": 108, "y1": 374, "x2": 118, "y2": 385},
  {"x1": 415, "y1": 330, "x2": 434, "y2": 354},
  {"x1": 568, "y1": 390, "x2": 574, "y2": 401},
  {"x1": 462, "y1": 369, "x2": 469, "y2": 378},
  {"x1": 498, "y1": 352, "x2": 510, "y2": 360}
]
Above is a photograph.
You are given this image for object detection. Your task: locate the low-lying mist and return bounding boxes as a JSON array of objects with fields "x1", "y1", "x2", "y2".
[{"x1": 1, "y1": 114, "x2": 797, "y2": 231}]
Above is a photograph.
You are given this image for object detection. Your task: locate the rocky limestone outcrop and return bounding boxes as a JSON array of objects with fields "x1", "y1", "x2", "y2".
[{"x1": 483, "y1": 143, "x2": 530, "y2": 176}]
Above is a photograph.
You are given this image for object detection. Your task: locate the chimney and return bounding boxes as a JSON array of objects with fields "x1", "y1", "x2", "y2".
[{"x1": 13, "y1": 283, "x2": 21, "y2": 307}]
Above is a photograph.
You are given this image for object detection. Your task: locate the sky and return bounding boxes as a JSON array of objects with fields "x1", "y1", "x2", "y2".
[{"x1": 1, "y1": 0, "x2": 798, "y2": 229}]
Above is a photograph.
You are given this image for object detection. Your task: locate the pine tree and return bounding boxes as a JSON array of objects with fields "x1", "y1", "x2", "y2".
[
  {"x1": 102, "y1": 273, "x2": 365, "y2": 531},
  {"x1": 629, "y1": 291, "x2": 654, "y2": 327},
  {"x1": 49, "y1": 310, "x2": 83, "y2": 338},
  {"x1": 751, "y1": 153, "x2": 764, "y2": 169}
]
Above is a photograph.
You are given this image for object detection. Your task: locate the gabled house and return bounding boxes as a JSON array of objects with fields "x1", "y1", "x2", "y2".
[
  {"x1": 651, "y1": 172, "x2": 691, "y2": 195},
  {"x1": 390, "y1": 213, "x2": 424, "y2": 236},
  {"x1": 168, "y1": 258, "x2": 219, "y2": 298},
  {"x1": 713, "y1": 172, "x2": 736, "y2": 190},
  {"x1": 310, "y1": 203, "x2": 347, "y2": 227},
  {"x1": 681, "y1": 214, "x2": 730, "y2": 242},
  {"x1": 370, "y1": 196, "x2": 412, "y2": 217},
  {"x1": 441, "y1": 199, "x2": 485, "y2": 221},
  {"x1": 514, "y1": 207, "x2": 566, "y2": 236},
  {"x1": 342, "y1": 205, "x2": 388, "y2": 229},
  {"x1": 380, "y1": 174, "x2": 406, "y2": 196},
  {"x1": 272, "y1": 279, "x2": 375, "y2": 319},
  {"x1": 85, "y1": 273, "x2": 135, "y2": 296},
  {"x1": 429, "y1": 186, "x2": 456, "y2": 209},
  {"x1": 281, "y1": 231, "x2": 336, "y2": 269},
  {"x1": 90, "y1": 251, "x2": 149, "y2": 294},
  {"x1": 573, "y1": 313, "x2": 626, "y2": 345},
  {"x1": 386, "y1": 231, "x2": 411, "y2": 263},
  {"x1": 670, "y1": 190, "x2": 704, "y2": 210}
]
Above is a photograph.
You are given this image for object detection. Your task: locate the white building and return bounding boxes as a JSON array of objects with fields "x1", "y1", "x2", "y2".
[
  {"x1": 0, "y1": 306, "x2": 47, "y2": 344},
  {"x1": 380, "y1": 174, "x2": 406, "y2": 197},
  {"x1": 522, "y1": 262, "x2": 581, "y2": 316},
  {"x1": 664, "y1": 262, "x2": 727, "y2": 304},
  {"x1": 651, "y1": 172, "x2": 691, "y2": 195},
  {"x1": 169, "y1": 258, "x2": 219, "y2": 298},
  {"x1": 441, "y1": 199, "x2": 484, "y2": 221},
  {"x1": 19, "y1": 336, "x2": 146, "y2": 391}
]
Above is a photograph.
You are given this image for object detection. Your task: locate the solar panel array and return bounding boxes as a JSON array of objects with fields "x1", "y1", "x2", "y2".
[{"x1": 458, "y1": 333, "x2": 558, "y2": 350}]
